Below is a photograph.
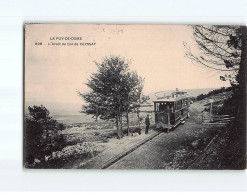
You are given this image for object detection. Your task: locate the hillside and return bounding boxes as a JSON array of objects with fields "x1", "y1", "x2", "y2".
[{"x1": 187, "y1": 90, "x2": 245, "y2": 169}]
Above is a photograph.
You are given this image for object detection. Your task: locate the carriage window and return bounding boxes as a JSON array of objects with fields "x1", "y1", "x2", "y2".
[
  {"x1": 155, "y1": 103, "x2": 159, "y2": 111},
  {"x1": 169, "y1": 103, "x2": 174, "y2": 112},
  {"x1": 177, "y1": 100, "x2": 182, "y2": 110},
  {"x1": 159, "y1": 103, "x2": 165, "y2": 112}
]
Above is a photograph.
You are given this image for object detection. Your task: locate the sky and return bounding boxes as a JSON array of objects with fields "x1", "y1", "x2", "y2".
[{"x1": 25, "y1": 24, "x2": 230, "y2": 104}]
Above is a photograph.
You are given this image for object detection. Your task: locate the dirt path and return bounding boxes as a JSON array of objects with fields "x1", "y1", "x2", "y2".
[{"x1": 108, "y1": 104, "x2": 218, "y2": 169}]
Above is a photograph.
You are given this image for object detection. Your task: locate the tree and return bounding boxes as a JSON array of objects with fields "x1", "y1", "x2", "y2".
[
  {"x1": 128, "y1": 77, "x2": 150, "y2": 129},
  {"x1": 184, "y1": 26, "x2": 245, "y2": 84},
  {"x1": 27, "y1": 105, "x2": 58, "y2": 130},
  {"x1": 24, "y1": 105, "x2": 65, "y2": 163},
  {"x1": 184, "y1": 25, "x2": 246, "y2": 114},
  {"x1": 122, "y1": 72, "x2": 150, "y2": 135},
  {"x1": 78, "y1": 56, "x2": 146, "y2": 138},
  {"x1": 184, "y1": 25, "x2": 246, "y2": 169}
]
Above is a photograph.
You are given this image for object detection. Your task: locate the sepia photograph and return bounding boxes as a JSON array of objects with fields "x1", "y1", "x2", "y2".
[{"x1": 24, "y1": 24, "x2": 246, "y2": 170}]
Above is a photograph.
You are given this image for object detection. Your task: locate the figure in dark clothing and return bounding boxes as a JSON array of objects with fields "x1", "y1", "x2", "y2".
[{"x1": 145, "y1": 114, "x2": 150, "y2": 134}]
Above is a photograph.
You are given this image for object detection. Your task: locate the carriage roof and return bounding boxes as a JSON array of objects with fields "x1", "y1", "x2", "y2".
[
  {"x1": 153, "y1": 96, "x2": 187, "y2": 103},
  {"x1": 153, "y1": 91, "x2": 189, "y2": 103}
]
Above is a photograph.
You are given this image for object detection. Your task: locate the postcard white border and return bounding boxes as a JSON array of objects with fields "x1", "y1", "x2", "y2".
[{"x1": 0, "y1": 0, "x2": 247, "y2": 192}]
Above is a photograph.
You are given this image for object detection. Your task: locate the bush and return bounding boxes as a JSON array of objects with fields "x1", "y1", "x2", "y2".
[
  {"x1": 57, "y1": 123, "x2": 66, "y2": 130},
  {"x1": 24, "y1": 105, "x2": 66, "y2": 164}
]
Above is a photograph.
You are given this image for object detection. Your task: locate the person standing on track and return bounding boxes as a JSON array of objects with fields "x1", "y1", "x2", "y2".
[{"x1": 145, "y1": 114, "x2": 150, "y2": 134}]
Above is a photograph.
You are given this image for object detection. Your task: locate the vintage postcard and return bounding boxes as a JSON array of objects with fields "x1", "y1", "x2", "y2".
[{"x1": 24, "y1": 24, "x2": 246, "y2": 169}]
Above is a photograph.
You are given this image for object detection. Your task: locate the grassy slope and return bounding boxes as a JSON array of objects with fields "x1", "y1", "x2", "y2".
[
  {"x1": 188, "y1": 91, "x2": 246, "y2": 170},
  {"x1": 188, "y1": 118, "x2": 246, "y2": 169}
]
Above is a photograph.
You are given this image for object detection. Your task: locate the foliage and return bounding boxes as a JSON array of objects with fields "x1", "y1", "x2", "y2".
[
  {"x1": 57, "y1": 123, "x2": 66, "y2": 130},
  {"x1": 24, "y1": 105, "x2": 66, "y2": 163},
  {"x1": 196, "y1": 87, "x2": 232, "y2": 101},
  {"x1": 78, "y1": 56, "x2": 148, "y2": 138},
  {"x1": 185, "y1": 25, "x2": 246, "y2": 118},
  {"x1": 184, "y1": 25, "x2": 244, "y2": 85},
  {"x1": 217, "y1": 90, "x2": 241, "y2": 115},
  {"x1": 189, "y1": 96, "x2": 197, "y2": 102}
]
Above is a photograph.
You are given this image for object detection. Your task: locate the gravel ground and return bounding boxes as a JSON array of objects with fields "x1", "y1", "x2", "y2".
[
  {"x1": 108, "y1": 104, "x2": 220, "y2": 169},
  {"x1": 68, "y1": 129, "x2": 157, "y2": 169}
]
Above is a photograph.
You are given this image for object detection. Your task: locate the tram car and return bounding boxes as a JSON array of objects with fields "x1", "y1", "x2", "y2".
[{"x1": 153, "y1": 90, "x2": 190, "y2": 132}]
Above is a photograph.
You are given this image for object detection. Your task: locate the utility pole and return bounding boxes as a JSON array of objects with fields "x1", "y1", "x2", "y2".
[{"x1": 209, "y1": 98, "x2": 213, "y2": 122}]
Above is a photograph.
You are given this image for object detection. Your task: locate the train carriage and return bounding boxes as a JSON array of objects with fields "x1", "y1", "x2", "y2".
[{"x1": 153, "y1": 90, "x2": 190, "y2": 132}]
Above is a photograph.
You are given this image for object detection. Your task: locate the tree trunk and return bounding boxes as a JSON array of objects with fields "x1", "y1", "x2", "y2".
[
  {"x1": 115, "y1": 116, "x2": 120, "y2": 139},
  {"x1": 119, "y1": 115, "x2": 123, "y2": 137},
  {"x1": 240, "y1": 26, "x2": 246, "y2": 107},
  {"x1": 239, "y1": 26, "x2": 246, "y2": 134},
  {"x1": 236, "y1": 26, "x2": 246, "y2": 168},
  {"x1": 137, "y1": 109, "x2": 141, "y2": 128},
  {"x1": 116, "y1": 115, "x2": 123, "y2": 139},
  {"x1": 126, "y1": 111, "x2": 130, "y2": 136}
]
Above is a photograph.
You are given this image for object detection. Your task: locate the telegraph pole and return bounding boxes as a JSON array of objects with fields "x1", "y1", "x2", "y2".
[{"x1": 209, "y1": 98, "x2": 213, "y2": 122}]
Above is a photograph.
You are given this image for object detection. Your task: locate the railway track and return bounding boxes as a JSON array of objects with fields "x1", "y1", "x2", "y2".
[
  {"x1": 98, "y1": 118, "x2": 188, "y2": 169},
  {"x1": 96, "y1": 131, "x2": 163, "y2": 169}
]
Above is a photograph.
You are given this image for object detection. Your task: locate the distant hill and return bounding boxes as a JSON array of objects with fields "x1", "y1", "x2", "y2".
[
  {"x1": 25, "y1": 88, "x2": 217, "y2": 124},
  {"x1": 24, "y1": 101, "x2": 96, "y2": 124},
  {"x1": 25, "y1": 101, "x2": 82, "y2": 115}
]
